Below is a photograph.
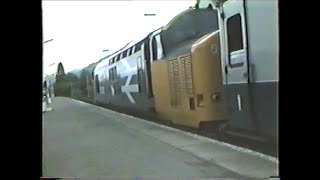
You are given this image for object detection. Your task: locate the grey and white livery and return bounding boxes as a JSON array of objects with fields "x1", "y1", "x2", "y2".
[
  {"x1": 93, "y1": 29, "x2": 163, "y2": 111},
  {"x1": 199, "y1": 0, "x2": 279, "y2": 141}
]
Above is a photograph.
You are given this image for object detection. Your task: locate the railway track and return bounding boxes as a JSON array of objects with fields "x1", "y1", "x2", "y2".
[{"x1": 71, "y1": 96, "x2": 278, "y2": 158}]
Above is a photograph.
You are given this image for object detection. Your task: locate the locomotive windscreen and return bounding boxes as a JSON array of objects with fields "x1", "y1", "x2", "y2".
[{"x1": 160, "y1": 8, "x2": 219, "y2": 58}]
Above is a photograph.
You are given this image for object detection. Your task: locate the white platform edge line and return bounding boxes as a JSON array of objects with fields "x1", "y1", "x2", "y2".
[{"x1": 69, "y1": 98, "x2": 279, "y2": 164}]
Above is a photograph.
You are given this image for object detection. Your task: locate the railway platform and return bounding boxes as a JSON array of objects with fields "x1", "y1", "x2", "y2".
[{"x1": 42, "y1": 97, "x2": 278, "y2": 179}]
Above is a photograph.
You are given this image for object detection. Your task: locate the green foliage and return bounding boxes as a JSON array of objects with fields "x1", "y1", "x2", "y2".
[
  {"x1": 54, "y1": 73, "x2": 79, "y2": 97},
  {"x1": 79, "y1": 69, "x2": 90, "y2": 95},
  {"x1": 54, "y1": 62, "x2": 96, "y2": 100},
  {"x1": 54, "y1": 81, "x2": 70, "y2": 97}
]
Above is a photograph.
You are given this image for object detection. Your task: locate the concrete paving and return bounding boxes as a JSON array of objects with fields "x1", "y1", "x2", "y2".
[{"x1": 43, "y1": 97, "x2": 278, "y2": 179}]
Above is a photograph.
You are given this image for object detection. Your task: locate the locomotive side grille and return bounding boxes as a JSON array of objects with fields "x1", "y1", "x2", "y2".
[
  {"x1": 173, "y1": 58, "x2": 181, "y2": 105},
  {"x1": 167, "y1": 59, "x2": 175, "y2": 105},
  {"x1": 182, "y1": 54, "x2": 194, "y2": 96},
  {"x1": 179, "y1": 57, "x2": 186, "y2": 94},
  {"x1": 167, "y1": 54, "x2": 194, "y2": 107}
]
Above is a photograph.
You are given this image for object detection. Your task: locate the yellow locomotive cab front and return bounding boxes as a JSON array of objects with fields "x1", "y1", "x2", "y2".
[{"x1": 151, "y1": 30, "x2": 228, "y2": 128}]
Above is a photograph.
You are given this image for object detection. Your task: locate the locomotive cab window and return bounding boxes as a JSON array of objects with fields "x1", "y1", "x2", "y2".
[{"x1": 227, "y1": 13, "x2": 244, "y2": 68}]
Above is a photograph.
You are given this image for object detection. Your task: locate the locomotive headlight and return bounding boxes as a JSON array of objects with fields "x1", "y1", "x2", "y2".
[{"x1": 212, "y1": 92, "x2": 220, "y2": 101}]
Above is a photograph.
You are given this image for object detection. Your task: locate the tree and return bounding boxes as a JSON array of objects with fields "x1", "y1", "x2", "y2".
[
  {"x1": 57, "y1": 62, "x2": 65, "y2": 76},
  {"x1": 79, "y1": 69, "x2": 90, "y2": 96},
  {"x1": 54, "y1": 63, "x2": 77, "y2": 97}
]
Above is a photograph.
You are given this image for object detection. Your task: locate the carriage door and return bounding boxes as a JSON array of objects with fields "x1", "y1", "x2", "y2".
[
  {"x1": 143, "y1": 38, "x2": 154, "y2": 97},
  {"x1": 223, "y1": 0, "x2": 255, "y2": 131}
]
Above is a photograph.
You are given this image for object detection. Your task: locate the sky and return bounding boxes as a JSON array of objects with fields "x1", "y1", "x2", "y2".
[{"x1": 42, "y1": 0, "x2": 197, "y2": 76}]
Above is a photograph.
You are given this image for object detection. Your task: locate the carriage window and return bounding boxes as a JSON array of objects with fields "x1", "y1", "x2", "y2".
[
  {"x1": 109, "y1": 68, "x2": 112, "y2": 81},
  {"x1": 114, "y1": 67, "x2": 117, "y2": 79},
  {"x1": 128, "y1": 47, "x2": 132, "y2": 56},
  {"x1": 122, "y1": 50, "x2": 128, "y2": 59},
  {"x1": 110, "y1": 68, "x2": 113, "y2": 81},
  {"x1": 127, "y1": 48, "x2": 131, "y2": 56},
  {"x1": 116, "y1": 54, "x2": 121, "y2": 61},
  {"x1": 152, "y1": 37, "x2": 158, "y2": 61},
  {"x1": 110, "y1": 57, "x2": 115, "y2": 64},
  {"x1": 227, "y1": 14, "x2": 244, "y2": 67},
  {"x1": 134, "y1": 41, "x2": 142, "y2": 53},
  {"x1": 95, "y1": 75, "x2": 100, "y2": 93},
  {"x1": 109, "y1": 67, "x2": 117, "y2": 81}
]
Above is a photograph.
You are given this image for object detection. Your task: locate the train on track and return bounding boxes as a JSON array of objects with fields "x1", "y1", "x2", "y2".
[{"x1": 90, "y1": 0, "x2": 278, "y2": 142}]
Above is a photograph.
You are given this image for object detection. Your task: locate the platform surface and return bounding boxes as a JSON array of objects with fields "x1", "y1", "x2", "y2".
[{"x1": 42, "y1": 97, "x2": 278, "y2": 179}]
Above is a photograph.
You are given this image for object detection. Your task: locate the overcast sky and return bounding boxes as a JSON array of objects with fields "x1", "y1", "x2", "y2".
[{"x1": 42, "y1": 0, "x2": 196, "y2": 76}]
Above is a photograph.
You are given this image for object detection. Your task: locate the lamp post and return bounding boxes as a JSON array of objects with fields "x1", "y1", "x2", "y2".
[
  {"x1": 44, "y1": 39, "x2": 54, "y2": 44},
  {"x1": 144, "y1": 13, "x2": 156, "y2": 16},
  {"x1": 49, "y1": 63, "x2": 56, "y2": 67},
  {"x1": 144, "y1": 13, "x2": 157, "y2": 35}
]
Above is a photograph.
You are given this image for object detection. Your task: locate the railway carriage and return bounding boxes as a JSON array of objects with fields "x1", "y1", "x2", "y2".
[
  {"x1": 199, "y1": 0, "x2": 279, "y2": 141},
  {"x1": 94, "y1": 37, "x2": 155, "y2": 111}
]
